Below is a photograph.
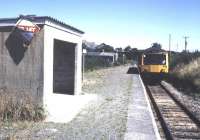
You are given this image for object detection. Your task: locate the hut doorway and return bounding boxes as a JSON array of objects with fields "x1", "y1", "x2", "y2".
[{"x1": 53, "y1": 39, "x2": 76, "y2": 95}]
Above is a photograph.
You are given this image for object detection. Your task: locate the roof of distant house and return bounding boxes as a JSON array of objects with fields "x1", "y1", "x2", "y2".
[{"x1": 144, "y1": 46, "x2": 167, "y2": 53}]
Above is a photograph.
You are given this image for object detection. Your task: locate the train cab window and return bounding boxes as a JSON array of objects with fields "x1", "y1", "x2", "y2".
[{"x1": 143, "y1": 54, "x2": 166, "y2": 65}]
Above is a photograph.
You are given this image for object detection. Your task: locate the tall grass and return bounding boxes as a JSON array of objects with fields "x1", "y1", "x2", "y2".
[
  {"x1": 172, "y1": 57, "x2": 200, "y2": 90},
  {"x1": 169, "y1": 51, "x2": 200, "y2": 93},
  {"x1": 0, "y1": 90, "x2": 45, "y2": 122},
  {"x1": 170, "y1": 51, "x2": 200, "y2": 69}
]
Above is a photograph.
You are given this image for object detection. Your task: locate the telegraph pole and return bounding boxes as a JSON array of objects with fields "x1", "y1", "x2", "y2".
[
  {"x1": 169, "y1": 34, "x2": 171, "y2": 64},
  {"x1": 169, "y1": 34, "x2": 171, "y2": 52},
  {"x1": 183, "y1": 36, "x2": 189, "y2": 52},
  {"x1": 176, "y1": 43, "x2": 179, "y2": 52}
]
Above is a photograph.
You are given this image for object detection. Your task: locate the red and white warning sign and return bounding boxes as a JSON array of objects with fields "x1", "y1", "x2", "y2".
[{"x1": 16, "y1": 18, "x2": 40, "y2": 33}]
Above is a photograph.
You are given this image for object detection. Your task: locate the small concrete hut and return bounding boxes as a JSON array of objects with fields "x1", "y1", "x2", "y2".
[{"x1": 0, "y1": 16, "x2": 88, "y2": 122}]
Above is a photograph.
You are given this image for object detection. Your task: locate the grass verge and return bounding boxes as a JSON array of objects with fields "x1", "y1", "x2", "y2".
[
  {"x1": 0, "y1": 90, "x2": 45, "y2": 122},
  {"x1": 167, "y1": 57, "x2": 200, "y2": 96}
]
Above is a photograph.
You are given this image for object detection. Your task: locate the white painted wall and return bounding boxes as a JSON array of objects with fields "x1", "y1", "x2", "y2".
[
  {"x1": 43, "y1": 22, "x2": 82, "y2": 96},
  {"x1": 43, "y1": 23, "x2": 95, "y2": 123}
]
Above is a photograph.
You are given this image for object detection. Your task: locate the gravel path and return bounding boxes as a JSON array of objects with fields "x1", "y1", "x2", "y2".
[{"x1": 0, "y1": 65, "x2": 133, "y2": 140}]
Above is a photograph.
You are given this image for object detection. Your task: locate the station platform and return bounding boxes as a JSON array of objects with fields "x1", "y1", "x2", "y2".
[{"x1": 124, "y1": 73, "x2": 161, "y2": 140}]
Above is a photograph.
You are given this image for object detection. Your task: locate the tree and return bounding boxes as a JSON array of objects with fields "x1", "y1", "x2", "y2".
[
  {"x1": 124, "y1": 45, "x2": 132, "y2": 52},
  {"x1": 152, "y1": 43, "x2": 162, "y2": 49},
  {"x1": 115, "y1": 48, "x2": 123, "y2": 52},
  {"x1": 124, "y1": 45, "x2": 135, "y2": 60}
]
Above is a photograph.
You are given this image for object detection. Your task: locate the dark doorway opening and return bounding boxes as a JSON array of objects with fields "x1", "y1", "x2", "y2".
[{"x1": 53, "y1": 39, "x2": 76, "y2": 95}]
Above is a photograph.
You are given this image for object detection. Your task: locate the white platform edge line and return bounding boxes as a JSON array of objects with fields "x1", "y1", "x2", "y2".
[{"x1": 139, "y1": 75, "x2": 161, "y2": 140}]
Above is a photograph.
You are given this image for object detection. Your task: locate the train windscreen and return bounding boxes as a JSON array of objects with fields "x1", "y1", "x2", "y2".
[{"x1": 143, "y1": 54, "x2": 166, "y2": 65}]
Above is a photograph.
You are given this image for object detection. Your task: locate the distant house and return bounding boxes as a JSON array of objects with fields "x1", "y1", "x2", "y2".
[
  {"x1": 95, "y1": 43, "x2": 114, "y2": 52},
  {"x1": 82, "y1": 40, "x2": 97, "y2": 52},
  {"x1": 84, "y1": 43, "x2": 117, "y2": 65},
  {"x1": 0, "y1": 16, "x2": 85, "y2": 122},
  {"x1": 86, "y1": 51, "x2": 118, "y2": 64}
]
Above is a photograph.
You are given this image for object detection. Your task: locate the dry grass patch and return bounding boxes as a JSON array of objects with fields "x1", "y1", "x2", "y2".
[
  {"x1": 170, "y1": 57, "x2": 200, "y2": 92},
  {"x1": 0, "y1": 90, "x2": 45, "y2": 122}
]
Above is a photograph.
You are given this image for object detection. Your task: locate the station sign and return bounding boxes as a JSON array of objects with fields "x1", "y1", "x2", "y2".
[
  {"x1": 16, "y1": 19, "x2": 40, "y2": 33},
  {"x1": 13, "y1": 18, "x2": 40, "y2": 46}
]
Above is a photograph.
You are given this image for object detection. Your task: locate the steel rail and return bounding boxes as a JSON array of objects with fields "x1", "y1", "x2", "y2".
[
  {"x1": 145, "y1": 85, "x2": 174, "y2": 140},
  {"x1": 144, "y1": 81, "x2": 200, "y2": 140},
  {"x1": 161, "y1": 84, "x2": 200, "y2": 128}
]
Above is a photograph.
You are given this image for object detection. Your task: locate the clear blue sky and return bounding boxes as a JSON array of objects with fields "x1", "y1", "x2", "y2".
[{"x1": 1, "y1": 0, "x2": 200, "y2": 51}]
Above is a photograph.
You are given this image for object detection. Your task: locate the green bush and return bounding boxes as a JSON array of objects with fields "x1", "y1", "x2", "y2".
[
  {"x1": 85, "y1": 56, "x2": 114, "y2": 71},
  {"x1": 84, "y1": 55, "x2": 130, "y2": 71},
  {"x1": 170, "y1": 51, "x2": 200, "y2": 69}
]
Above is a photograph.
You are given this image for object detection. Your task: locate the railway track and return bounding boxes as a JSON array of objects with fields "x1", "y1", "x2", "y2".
[{"x1": 145, "y1": 82, "x2": 200, "y2": 140}]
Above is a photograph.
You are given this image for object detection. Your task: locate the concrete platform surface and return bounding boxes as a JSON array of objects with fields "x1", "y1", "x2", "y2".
[{"x1": 124, "y1": 74, "x2": 161, "y2": 140}]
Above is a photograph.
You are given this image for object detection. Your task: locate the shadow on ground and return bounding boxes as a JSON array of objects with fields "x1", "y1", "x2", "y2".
[
  {"x1": 127, "y1": 67, "x2": 139, "y2": 74},
  {"x1": 141, "y1": 73, "x2": 163, "y2": 85}
]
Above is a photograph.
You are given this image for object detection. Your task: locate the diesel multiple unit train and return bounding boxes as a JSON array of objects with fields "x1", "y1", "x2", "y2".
[{"x1": 138, "y1": 46, "x2": 169, "y2": 75}]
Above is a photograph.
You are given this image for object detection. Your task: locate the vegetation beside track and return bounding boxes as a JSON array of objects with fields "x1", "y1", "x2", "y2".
[{"x1": 168, "y1": 51, "x2": 200, "y2": 96}]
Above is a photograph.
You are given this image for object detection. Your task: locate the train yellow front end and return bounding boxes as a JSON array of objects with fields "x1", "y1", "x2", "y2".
[{"x1": 139, "y1": 52, "x2": 169, "y2": 75}]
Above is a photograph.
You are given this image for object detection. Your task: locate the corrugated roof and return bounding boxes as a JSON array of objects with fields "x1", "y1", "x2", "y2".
[{"x1": 0, "y1": 16, "x2": 84, "y2": 34}]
